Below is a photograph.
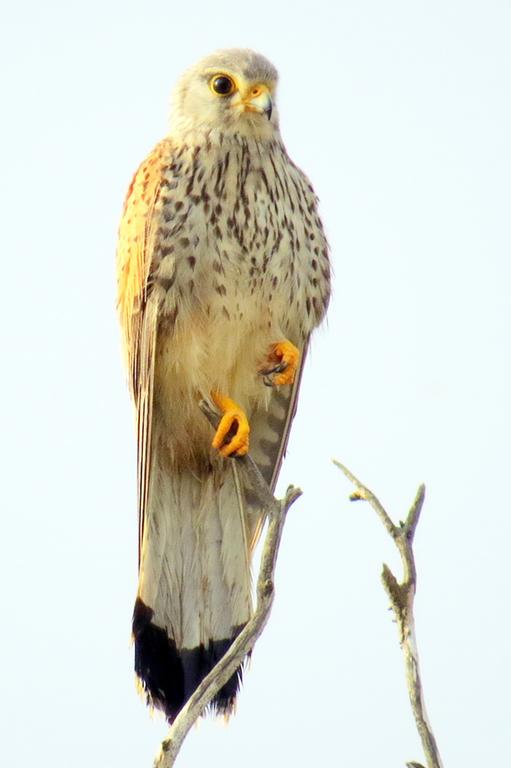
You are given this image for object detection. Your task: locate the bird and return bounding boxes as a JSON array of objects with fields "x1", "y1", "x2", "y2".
[{"x1": 116, "y1": 48, "x2": 330, "y2": 723}]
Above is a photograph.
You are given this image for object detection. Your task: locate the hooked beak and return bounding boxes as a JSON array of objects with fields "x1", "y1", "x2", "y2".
[{"x1": 241, "y1": 84, "x2": 273, "y2": 120}]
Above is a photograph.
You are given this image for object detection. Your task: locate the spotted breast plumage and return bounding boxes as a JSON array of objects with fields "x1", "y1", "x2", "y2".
[{"x1": 117, "y1": 48, "x2": 330, "y2": 722}]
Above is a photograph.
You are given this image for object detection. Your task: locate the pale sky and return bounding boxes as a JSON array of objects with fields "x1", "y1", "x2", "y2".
[{"x1": 1, "y1": 1, "x2": 510, "y2": 766}]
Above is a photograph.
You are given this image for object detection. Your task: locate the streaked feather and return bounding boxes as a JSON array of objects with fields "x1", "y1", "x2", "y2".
[
  {"x1": 238, "y1": 346, "x2": 308, "y2": 551},
  {"x1": 117, "y1": 142, "x2": 168, "y2": 560}
]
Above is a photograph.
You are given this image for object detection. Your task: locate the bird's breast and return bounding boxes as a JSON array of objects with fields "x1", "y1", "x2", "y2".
[
  {"x1": 158, "y1": 142, "x2": 325, "y2": 326},
  {"x1": 150, "y1": 139, "x2": 329, "y2": 463}
]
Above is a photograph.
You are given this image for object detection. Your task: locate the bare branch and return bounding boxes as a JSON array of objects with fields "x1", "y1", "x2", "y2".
[
  {"x1": 333, "y1": 460, "x2": 398, "y2": 540},
  {"x1": 152, "y1": 403, "x2": 302, "y2": 767},
  {"x1": 334, "y1": 460, "x2": 443, "y2": 768}
]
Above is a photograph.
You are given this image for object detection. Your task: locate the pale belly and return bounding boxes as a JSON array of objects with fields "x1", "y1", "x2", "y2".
[{"x1": 153, "y1": 284, "x2": 290, "y2": 468}]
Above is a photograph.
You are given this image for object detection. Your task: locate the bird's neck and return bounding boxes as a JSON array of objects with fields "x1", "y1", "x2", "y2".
[{"x1": 168, "y1": 117, "x2": 280, "y2": 148}]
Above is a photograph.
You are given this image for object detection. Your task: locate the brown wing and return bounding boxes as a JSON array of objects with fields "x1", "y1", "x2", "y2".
[{"x1": 116, "y1": 140, "x2": 169, "y2": 563}]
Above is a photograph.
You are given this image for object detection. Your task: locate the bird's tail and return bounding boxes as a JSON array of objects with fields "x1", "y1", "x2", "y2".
[{"x1": 132, "y1": 451, "x2": 253, "y2": 722}]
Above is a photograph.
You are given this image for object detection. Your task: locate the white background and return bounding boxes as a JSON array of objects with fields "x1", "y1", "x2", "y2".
[{"x1": 1, "y1": 1, "x2": 510, "y2": 766}]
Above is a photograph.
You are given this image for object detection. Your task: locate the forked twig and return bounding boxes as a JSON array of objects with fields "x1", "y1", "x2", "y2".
[
  {"x1": 333, "y1": 460, "x2": 443, "y2": 768},
  {"x1": 152, "y1": 401, "x2": 302, "y2": 767}
]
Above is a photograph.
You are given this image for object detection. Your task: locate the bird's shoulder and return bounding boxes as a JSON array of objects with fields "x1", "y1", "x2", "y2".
[
  {"x1": 116, "y1": 138, "x2": 182, "y2": 306},
  {"x1": 118, "y1": 138, "x2": 176, "y2": 238}
]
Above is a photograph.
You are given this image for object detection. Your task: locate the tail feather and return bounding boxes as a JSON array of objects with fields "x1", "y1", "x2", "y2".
[
  {"x1": 133, "y1": 597, "x2": 245, "y2": 720},
  {"x1": 133, "y1": 446, "x2": 252, "y2": 721}
]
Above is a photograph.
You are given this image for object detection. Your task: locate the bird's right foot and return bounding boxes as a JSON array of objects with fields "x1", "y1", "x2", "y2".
[{"x1": 259, "y1": 340, "x2": 300, "y2": 387}]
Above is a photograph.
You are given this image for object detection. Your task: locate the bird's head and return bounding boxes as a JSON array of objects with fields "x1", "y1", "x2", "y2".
[{"x1": 170, "y1": 49, "x2": 279, "y2": 141}]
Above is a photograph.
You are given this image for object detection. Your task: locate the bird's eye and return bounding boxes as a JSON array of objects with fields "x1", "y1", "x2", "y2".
[{"x1": 210, "y1": 74, "x2": 235, "y2": 96}]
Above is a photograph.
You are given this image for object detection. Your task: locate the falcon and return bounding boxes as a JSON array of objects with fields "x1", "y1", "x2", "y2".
[{"x1": 117, "y1": 48, "x2": 330, "y2": 722}]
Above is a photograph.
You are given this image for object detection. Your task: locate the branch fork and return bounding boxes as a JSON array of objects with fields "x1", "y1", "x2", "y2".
[{"x1": 334, "y1": 460, "x2": 443, "y2": 768}]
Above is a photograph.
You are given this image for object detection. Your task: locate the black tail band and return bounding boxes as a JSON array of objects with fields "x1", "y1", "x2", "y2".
[{"x1": 133, "y1": 597, "x2": 245, "y2": 722}]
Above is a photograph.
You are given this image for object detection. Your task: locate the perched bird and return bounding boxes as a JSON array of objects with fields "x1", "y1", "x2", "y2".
[{"x1": 117, "y1": 48, "x2": 330, "y2": 722}]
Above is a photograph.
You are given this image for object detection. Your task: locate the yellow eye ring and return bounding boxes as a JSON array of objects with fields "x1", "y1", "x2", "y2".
[{"x1": 210, "y1": 74, "x2": 236, "y2": 96}]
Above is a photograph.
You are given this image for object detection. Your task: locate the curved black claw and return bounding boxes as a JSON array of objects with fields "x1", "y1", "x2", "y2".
[{"x1": 259, "y1": 361, "x2": 287, "y2": 387}]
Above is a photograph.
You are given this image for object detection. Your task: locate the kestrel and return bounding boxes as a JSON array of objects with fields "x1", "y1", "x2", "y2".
[{"x1": 117, "y1": 48, "x2": 330, "y2": 722}]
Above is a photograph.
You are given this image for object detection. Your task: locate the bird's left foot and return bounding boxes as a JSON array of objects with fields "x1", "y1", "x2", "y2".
[
  {"x1": 259, "y1": 340, "x2": 300, "y2": 387},
  {"x1": 210, "y1": 391, "x2": 250, "y2": 457}
]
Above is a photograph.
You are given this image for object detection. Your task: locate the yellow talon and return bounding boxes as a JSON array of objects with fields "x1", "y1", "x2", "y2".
[
  {"x1": 211, "y1": 391, "x2": 250, "y2": 457},
  {"x1": 260, "y1": 340, "x2": 300, "y2": 386}
]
